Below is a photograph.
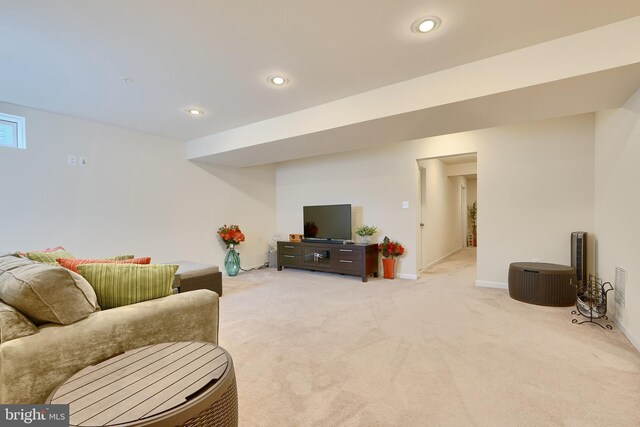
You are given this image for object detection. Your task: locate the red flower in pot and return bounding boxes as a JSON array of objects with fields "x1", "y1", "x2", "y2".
[{"x1": 378, "y1": 236, "x2": 405, "y2": 279}]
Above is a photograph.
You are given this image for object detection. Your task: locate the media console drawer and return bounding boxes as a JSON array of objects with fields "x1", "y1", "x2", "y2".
[
  {"x1": 335, "y1": 258, "x2": 361, "y2": 273},
  {"x1": 335, "y1": 248, "x2": 362, "y2": 261},
  {"x1": 276, "y1": 241, "x2": 378, "y2": 282},
  {"x1": 280, "y1": 244, "x2": 302, "y2": 255},
  {"x1": 279, "y1": 253, "x2": 301, "y2": 267}
]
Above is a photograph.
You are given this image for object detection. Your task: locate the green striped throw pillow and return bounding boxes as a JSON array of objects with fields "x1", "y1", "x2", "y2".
[
  {"x1": 77, "y1": 264, "x2": 178, "y2": 309},
  {"x1": 26, "y1": 248, "x2": 75, "y2": 264},
  {"x1": 108, "y1": 254, "x2": 135, "y2": 261}
]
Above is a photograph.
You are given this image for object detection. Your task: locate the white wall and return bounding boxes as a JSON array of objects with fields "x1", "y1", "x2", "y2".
[
  {"x1": 277, "y1": 114, "x2": 595, "y2": 284},
  {"x1": 419, "y1": 159, "x2": 466, "y2": 268},
  {"x1": 0, "y1": 102, "x2": 276, "y2": 270},
  {"x1": 416, "y1": 114, "x2": 595, "y2": 286},
  {"x1": 467, "y1": 179, "x2": 477, "y2": 206},
  {"x1": 277, "y1": 143, "x2": 419, "y2": 278},
  {"x1": 594, "y1": 88, "x2": 640, "y2": 350}
]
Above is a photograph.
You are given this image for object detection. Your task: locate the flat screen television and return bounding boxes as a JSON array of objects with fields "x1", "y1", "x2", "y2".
[{"x1": 303, "y1": 204, "x2": 352, "y2": 241}]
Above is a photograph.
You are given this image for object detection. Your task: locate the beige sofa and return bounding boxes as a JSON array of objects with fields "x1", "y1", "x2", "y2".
[{"x1": 0, "y1": 289, "x2": 219, "y2": 404}]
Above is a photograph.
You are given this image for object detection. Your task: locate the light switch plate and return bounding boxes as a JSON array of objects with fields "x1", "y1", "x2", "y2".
[
  {"x1": 402, "y1": 201, "x2": 409, "y2": 209},
  {"x1": 67, "y1": 155, "x2": 77, "y2": 166}
]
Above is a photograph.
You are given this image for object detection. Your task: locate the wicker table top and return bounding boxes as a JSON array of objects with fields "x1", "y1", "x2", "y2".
[
  {"x1": 47, "y1": 342, "x2": 230, "y2": 426},
  {"x1": 509, "y1": 262, "x2": 574, "y2": 273}
]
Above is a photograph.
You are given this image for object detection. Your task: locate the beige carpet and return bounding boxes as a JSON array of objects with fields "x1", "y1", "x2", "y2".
[{"x1": 220, "y1": 249, "x2": 640, "y2": 426}]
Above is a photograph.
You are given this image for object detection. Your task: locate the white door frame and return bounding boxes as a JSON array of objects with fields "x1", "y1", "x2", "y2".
[
  {"x1": 419, "y1": 166, "x2": 427, "y2": 271},
  {"x1": 460, "y1": 184, "x2": 467, "y2": 248}
]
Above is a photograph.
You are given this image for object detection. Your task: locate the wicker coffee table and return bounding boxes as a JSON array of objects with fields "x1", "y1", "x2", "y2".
[{"x1": 46, "y1": 342, "x2": 237, "y2": 427}]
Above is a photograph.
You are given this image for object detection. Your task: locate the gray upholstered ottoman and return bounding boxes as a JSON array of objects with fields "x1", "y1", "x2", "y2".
[{"x1": 167, "y1": 261, "x2": 223, "y2": 296}]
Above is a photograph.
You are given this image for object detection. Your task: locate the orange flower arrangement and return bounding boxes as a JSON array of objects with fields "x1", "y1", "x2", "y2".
[{"x1": 217, "y1": 224, "x2": 245, "y2": 247}]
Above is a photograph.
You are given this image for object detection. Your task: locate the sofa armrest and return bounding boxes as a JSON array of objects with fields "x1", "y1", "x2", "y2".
[{"x1": 0, "y1": 289, "x2": 218, "y2": 404}]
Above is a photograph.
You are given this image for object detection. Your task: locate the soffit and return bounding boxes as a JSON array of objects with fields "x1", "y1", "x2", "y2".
[
  {"x1": 191, "y1": 63, "x2": 640, "y2": 167},
  {"x1": 439, "y1": 154, "x2": 477, "y2": 165}
]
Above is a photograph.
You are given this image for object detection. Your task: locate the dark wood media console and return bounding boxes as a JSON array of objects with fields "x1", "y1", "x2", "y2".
[{"x1": 277, "y1": 241, "x2": 379, "y2": 282}]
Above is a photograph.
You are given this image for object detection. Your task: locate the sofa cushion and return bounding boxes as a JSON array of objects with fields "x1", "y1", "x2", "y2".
[
  {"x1": 77, "y1": 264, "x2": 178, "y2": 309},
  {"x1": 25, "y1": 247, "x2": 75, "y2": 264},
  {"x1": 0, "y1": 254, "x2": 99, "y2": 325},
  {"x1": 109, "y1": 254, "x2": 135, "y2": 261},
  {"x1": 0, "y1": 300, "x2": 39, "y2": 343},
  {"x1": 57, "y1": 257, "x2": 151, "y2": 273}
]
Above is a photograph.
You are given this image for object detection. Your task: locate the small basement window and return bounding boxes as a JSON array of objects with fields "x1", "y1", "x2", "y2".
[{"x1": 0, "y1": 113, "x2": 26, "y2": 149}]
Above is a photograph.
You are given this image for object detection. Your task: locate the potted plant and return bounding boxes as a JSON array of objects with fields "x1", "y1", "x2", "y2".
[
  {"x1": 467, "y1": 201, "x2": 477, "y2": 247},
  {"x1": 355, "y1": 225, "x2": 378, "y2": 244},
  {"x1": 217, "y1": 224, "x2": 245, "y2": 276},
  {"x1": 378, "y1": 236, "x2": 405, "y2": 279}
]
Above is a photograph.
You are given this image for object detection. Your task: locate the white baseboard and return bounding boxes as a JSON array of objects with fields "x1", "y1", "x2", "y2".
[
  {"x1": 425, "y1": 248, "x2": 463, "y2": 270},
  {"x1": 615, "y1": 319, "x2": 640, "y2": 353},
  {"x1": 476, "y1": 280, "x2": 508, "y2": 290},
  {"x1": 398, "y1": 273, "x2": 419, "y2": 280}
]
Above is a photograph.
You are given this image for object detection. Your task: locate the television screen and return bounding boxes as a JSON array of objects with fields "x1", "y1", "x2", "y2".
[{"x1": 303, "y1": 204, "x2": 352, "y2": 240}]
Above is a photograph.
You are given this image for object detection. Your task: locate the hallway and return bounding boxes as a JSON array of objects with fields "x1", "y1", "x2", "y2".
[{"x1": 423, "y1": 247, "x2": 476, "y2": 276}]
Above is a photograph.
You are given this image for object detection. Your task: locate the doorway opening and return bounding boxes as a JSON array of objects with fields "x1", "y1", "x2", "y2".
[{"x1": 417, "y1": 153, "x2": 477, "y2": 273}]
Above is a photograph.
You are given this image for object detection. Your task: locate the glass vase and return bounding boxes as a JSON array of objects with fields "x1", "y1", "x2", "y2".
[{"x1": 224, "y1": 244, "x2": 240, "y2": 276}]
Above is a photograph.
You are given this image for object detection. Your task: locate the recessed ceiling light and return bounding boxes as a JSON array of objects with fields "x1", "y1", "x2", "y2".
[
  {"x1": 411, "y1": 16, "x2": 441, "y2": 33},
  {"x1": 187, "y1": 108, "x2": 204, "y2": 116},
  {"x1": 269, "y1": 75, "x2": 288, "y2": 86}
]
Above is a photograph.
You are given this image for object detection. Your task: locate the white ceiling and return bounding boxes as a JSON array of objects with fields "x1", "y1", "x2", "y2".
[{"x1": 1, "y1": 1, "x2": 640, "y2": 141}]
